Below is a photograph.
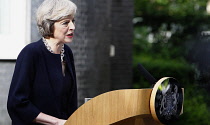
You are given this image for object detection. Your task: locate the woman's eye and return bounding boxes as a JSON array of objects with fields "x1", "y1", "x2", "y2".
[
  {"x1": 62, "y1": 21, "x2": 69, "y2": 25},
  {"x1": 72, "y1": 19, "x2": 75, "y2": 23}
]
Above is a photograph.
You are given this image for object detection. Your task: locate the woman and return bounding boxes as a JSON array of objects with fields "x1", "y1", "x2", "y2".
[{"x1": 7, "y1": 0, "x2": 78, "y2": 125}]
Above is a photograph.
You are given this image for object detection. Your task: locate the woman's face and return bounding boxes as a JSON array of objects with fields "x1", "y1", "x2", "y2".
[{"x1": 53, "y1": 16, "x2": 75, "y2": 43}]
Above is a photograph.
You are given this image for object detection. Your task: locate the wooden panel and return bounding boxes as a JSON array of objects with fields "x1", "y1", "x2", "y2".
[
  {"x1": 65, "y1": 89, "x2": 162, "y2": 125},
  {"x1": 111, "y1": 115, "x2": 163, "y2": 125}
]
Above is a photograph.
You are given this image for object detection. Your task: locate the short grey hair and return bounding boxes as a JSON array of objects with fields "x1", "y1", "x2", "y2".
[{"x1": 36, "y1": 0, "x2": 77, "y2": 38}]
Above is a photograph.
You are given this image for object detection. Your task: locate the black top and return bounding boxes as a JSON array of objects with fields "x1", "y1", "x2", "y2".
[
  {"x1": 7, "y1": 39, "x2": 78, "y2": 125},
  {"x1": 59, "y1": 59, "x2": 73, "y2": 119}
]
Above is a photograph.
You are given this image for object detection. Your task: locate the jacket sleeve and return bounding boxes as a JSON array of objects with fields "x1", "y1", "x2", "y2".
[{"x1": 7, "y1": 45, "x2": 40, "y2": 124}]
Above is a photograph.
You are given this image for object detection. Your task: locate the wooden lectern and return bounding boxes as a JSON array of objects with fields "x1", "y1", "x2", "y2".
[
  {"x1": 65, "y1": 89, "x2": 161, "y2": 125},
  {"x1": 65, "y1": 77, "x2": 183, "y2": 125}
]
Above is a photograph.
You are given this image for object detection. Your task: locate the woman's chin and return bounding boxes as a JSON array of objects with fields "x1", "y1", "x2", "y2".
[{"x1": 64, "y1": 39, "x2": 74, "y2": 43}]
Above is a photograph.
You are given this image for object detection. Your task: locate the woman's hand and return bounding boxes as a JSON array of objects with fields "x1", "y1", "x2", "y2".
[
  {"x1": 56, "y1": 119, "x2": 67, "y2": 125},
  {"x1": 34, "y1": 112, "x2": 67, "y2": 125}
]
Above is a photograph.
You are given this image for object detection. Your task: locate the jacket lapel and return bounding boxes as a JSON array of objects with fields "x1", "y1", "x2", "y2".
[{"x1": 65, "y1": 50, "x2": 76, "y2": 86}]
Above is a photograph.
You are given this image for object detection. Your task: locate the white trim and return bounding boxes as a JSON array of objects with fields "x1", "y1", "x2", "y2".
[
  {"x1": 0, "y1": 0, "x2": 31, "y2": 59},
  {"x1": 26, "y1": 0, "x2": 31, "y2": 45}
]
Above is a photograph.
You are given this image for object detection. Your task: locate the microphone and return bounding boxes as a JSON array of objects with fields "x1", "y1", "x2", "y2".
[{"x1": 137, "y1": 63, "x2": 157, "y2": 85}]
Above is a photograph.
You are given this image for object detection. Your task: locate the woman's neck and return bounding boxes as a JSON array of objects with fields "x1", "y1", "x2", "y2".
[{"x1": 45, "y1": 38, "x2": 64, "y2": 54}]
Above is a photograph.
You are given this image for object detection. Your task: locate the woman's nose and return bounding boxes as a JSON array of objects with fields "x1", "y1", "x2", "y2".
[{"x1": 69, "y1": 21, "x2": 75, "y2": 30}]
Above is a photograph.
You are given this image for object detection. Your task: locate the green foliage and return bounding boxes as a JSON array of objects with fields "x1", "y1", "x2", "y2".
[
  {"x1": 171, "y1": 85, "x2": 210, "y2": 125},
  {"x1": 135, "y1": 0, "x2": 209, "y2": 17},
  {"x1": 133, "y1": 0, "x2": 210, "y2": 124}
]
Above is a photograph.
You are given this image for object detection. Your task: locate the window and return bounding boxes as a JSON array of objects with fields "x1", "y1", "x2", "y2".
[{"x1": 0, "y1": 0, "x2": 30, "y2": 59}]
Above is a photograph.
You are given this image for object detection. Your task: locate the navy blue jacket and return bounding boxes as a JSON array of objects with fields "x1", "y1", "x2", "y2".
[{"x1": 7, "y1": 39, "x2": 78, "y2": 125}]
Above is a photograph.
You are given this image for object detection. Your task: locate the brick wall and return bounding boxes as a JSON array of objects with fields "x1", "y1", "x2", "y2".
[
  {"x1": 70, "y1": 0, "x2": 112, "y2": 105},
  {"x1": 69, "y1": 0, "x2": 133, "y2": 105},
  {"x1": 110, "y1": 0, "x2": 133, "y2": 90}
]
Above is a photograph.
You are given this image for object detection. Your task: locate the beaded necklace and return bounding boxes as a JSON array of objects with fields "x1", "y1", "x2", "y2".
[{"x1": 42, "y1": 38, "x2": 65, "y2": 62}]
